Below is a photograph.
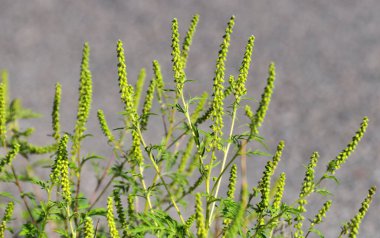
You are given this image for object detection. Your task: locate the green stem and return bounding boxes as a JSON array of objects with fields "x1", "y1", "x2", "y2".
[
  {"x1": 11, "y1": 166, "x2": 36, "y2": 225},
  {"x1": 137, "y1": 126, "x2": 185, "y2": 223},
  {"x1": 66, "y1": 205, "x2": 76, "y2": 238},
  {"x1": 208, "y1": 104, "x2": 238, "y2": 226}
]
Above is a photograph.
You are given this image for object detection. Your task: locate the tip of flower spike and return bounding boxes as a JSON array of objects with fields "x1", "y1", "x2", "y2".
[
  {"x1": 369, "y1": 186, "x2": 376, "y2": 194},
  {"x1": 278, "y1": 140, "x2": 285, "y2": 148},
  {"x1": 269, "y1": 62, "x2": 276, "y2": 72},
  {"x1": 117, "y1": 39, "x2": 124, "y2": 49}
]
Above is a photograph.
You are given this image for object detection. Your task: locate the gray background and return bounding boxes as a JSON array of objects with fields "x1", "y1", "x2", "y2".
[{"x1": 0, "y1": 0, "x2": 379, "y2": 237}]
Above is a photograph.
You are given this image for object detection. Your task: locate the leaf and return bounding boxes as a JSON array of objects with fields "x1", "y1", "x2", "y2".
[
  {"x1": 250, "y1": 149, "x2": 272, "y2": 157},
  {"x1": 80, "y1": 154, "x2": 104, "y2": 167},
  {"x1": 19, "y1": 223, "x2": 39, "y2": 237},
  {"x1": 321, "y1": 174, "x2": 340, "y2": 184},
  {"x1": 54, "y1": 228, "x2": 69, "y2": 237},
  {"x1": 87, "y1": 208, "x2": 107, "y2": 217},
  {"x1": 175, "y1": 103, "x2": 185, "y2": 113},
  {"x1": 31, "y1": 179, "x2": 50, "y2": 191},
  {"x1": 309, "y1": 227, "x2": 325, "y2": 238},
  {"x1": 315, "y1": 188, "x2": 332, "y2": 196},
  {"x1": 0, "y1": 191, "x2": 18, "y2": 201}
]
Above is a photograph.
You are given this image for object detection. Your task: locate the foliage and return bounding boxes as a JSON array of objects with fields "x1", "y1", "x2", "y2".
[{"x1": 0, "y1": 14, "x2": 376, "y2": 238}]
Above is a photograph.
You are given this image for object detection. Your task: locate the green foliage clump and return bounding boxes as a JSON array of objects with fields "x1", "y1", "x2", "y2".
[{"x1": 0, "y1": 14, "x2": 376, "y2": 238}]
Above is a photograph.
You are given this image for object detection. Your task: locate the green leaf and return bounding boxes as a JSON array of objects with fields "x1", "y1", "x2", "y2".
[
  {"x1": 19, "y1": 223, "x2": 39, "y2": 237},
  {"x1": 249, "y1": 149, "x2": 272, "y2": 157},
  {"x1": 87, "y1": 208, "x2": 107, "y2": 217},
  {"x1": 315, "y1": 188, "x2": 332, "y2": 196},
  {"x1": 175, "y1": 103, "x2": 185, "y2": 113},
  {"x1": 309, "y1": 227, "x2": 325, "y2": 238},
  {"x1": 80, "y1": 154, "x2": 104, "y2": 167},
  {"x1": 321, "y1": 174, "x2": 340, "y2": 184},
  {"x1": 0, "y1": 191, "x2": 18, "y2": 201}
]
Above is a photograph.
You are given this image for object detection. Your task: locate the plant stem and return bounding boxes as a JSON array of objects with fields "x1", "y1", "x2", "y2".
[
  {"x1": 89, "y1": 175, "x2": 115, "y2": 210},
  {"x1": 137, "y1": 126, "x2": 185, "y2": 223},
  {"x1": 66, "y1": 204, "x2": 76, "y2": 238},
  {"x1": 208, "y1": 104, "x2": 238, "y2": 226},
  {"x1": 11, "y1": 165, "x2": 36, "y2": 225}
]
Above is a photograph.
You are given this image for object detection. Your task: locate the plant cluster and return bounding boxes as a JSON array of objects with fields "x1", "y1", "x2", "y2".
[{"x1": 0, "y1": 15, "x2": 376, "y2": 238}]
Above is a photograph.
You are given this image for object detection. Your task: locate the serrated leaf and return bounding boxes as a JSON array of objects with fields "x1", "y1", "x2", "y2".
[{"x1": 175, "y1": 103, "x2": 185, "y2": 113}]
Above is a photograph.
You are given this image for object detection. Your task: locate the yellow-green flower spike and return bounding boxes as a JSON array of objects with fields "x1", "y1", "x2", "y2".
[
  {"x1": 2, "y1": 201, "x2": 14, "y2": 222},
  {"x1": 134, "y1": 68, "x2": 146, "y2": 110},
  {"x1": 225, "y1": 75, "x2": 235, "y2": 98},
  {"x1": 299, "y1": 152, "x2": 319, "y2": 201},
  {"x1": 97, "y1": 109, "x2": 115, "y2": 143},
  {"x1": 327, "y1": 117, "x2": 369, "y2": 174},
  {"x1": 140, "y1": 79, "x2": 156, "y2": 130},
  {"x1": 0, "y1": 222, "x2": 5, "y2": 238},
  {"x1": 131, "y1": 130, "x2": 144, "y2": 165},
  {"x1": 117, "y1": 40, "x2": 131, "y2": 109},
  {"x1": 227, "y1": 164, "x2": 238, "y2": 199},
  {"x1": 0, "y1": 83, "x2": 6, "y2": 146},
  {"x1": 50, "y1": 135, "x2": 69, "y2": 184},
  {"x1": 234, "y1": 35, "x2": 255, "y2": 103},
  {"x1": 116, "y1": 40, "x2": 143, "y2": 164},
  {"x1": 52, "y1": 82, "x2": 61, "y2": 141},
  {"x1": 184, "y1": 214, "x2": 196, "y2": 235},
  {"x1": 178, "y1": 137, "x2": 194, "y2": 173},
  {"x1": 245, "y1": 105, "x2": 254, "y2": 119},
  {"x1": 20, "y1": 141, "x2": 57, "y2": 155},
  {"x1": 257, "y1": 141, "x2": 285, "y2": 212},
  {"x1": 153, "y1": 60, "x2": 164, "y2": 102},
  {"x1": 272, "y1": 172, "x2": 286, "y2": 210},
  {"x1": 222, "y1": 164, "x2": 238, "y2": 230},
  {"x1": 195, "y1": 193, "x2": 206, "y2": 238},
  {"x1": 117, "y1": 40, "x2": 138, "y2": 120},
  {"x1": 347, "y1": 186, "x2": 376, "y2": 238},
  {"x1": 191, "y1": 92, "x2": 208, "y2": 122},
  {"x1": 294, "y1": 152, "x2": 319, "y2": 238},
  {"x1": 107, "y1": 196, "x2": 120, "y2": 238},
  {"x1": 310, "y1": 200, "x2": 332, "y2": 226},
  {"x1": 0, "y1": 202, "x2": 11, "y2": 238},
  {"x1": 0, "y1": 193, "x2": 13, "y2": 237},
  {"x1": 181, "y1": 14, "x2": 200, "y2": 68},
  {"x1": 72, "y1": 42, "x2": 93, "y2": 155},
  {"x1": 250, "y1": 62, "x2": 276, "y2": 135},
  {"x1": 171, "y1": 18, "x2": 185, "y2": 97},
  {"x1": 210, "y1": 16, "x2": 235, "y2": 150},
  {"x1": 61, "y1": 149, "x2": 71, "y2": 203},
  {"x1": 113, "y1": 189, "x2": 128, "y2": 237},
  {"x1": 84, "y1": 216, "x2": 95, "y2": 238},
  {"x1": 127, "y1": 194, "x2": 136, "y2": 220},
  {"x1": 0, "y1": 143, "x2": 19, "y2": 173},
  {"x1": 0, "y1": 71, "x2": 8, "y2": 109}
]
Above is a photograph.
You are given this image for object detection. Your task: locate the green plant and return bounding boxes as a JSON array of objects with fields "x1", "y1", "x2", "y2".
[{"x1": 0, "y1": 14, "x2": 376, "y2": 238}]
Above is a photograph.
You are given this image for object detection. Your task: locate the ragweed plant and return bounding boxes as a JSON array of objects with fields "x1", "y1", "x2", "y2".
[{"x1": 0, "y1": 15, "x2": 376, "y2": 238}]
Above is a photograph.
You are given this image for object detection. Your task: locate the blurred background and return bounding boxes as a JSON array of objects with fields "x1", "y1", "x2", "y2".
[{"x1": 1, "y1": 0, "x2": 379, "y2": 236}]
